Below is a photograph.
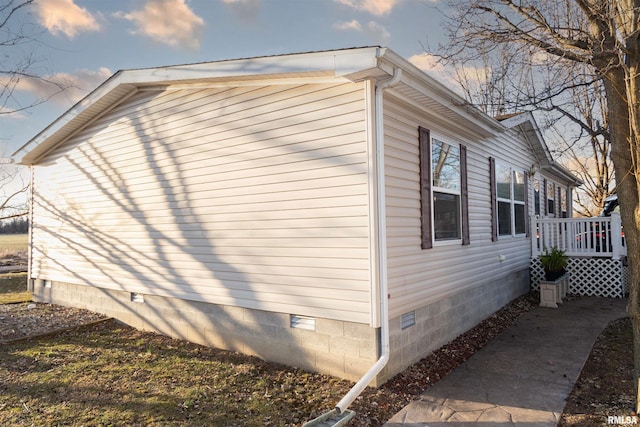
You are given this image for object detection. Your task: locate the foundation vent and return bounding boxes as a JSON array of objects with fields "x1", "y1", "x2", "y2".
[
  {"x1": 401, "y1": 311, "x2": 416, "y2": 330},
  {"x1": 290, "y1": 314, "x2": 315, "y2": 331}
]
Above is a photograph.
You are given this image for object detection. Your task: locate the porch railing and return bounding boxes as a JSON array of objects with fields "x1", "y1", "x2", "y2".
[{"x1": 531, "y1": 213, "x2": 626, "y2": 259}]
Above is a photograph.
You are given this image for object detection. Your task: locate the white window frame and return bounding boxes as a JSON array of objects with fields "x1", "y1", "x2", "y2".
[
  {"x1": 431, "y1": 136, "x2": 462, "y2": 245},
  {"x1": 496, "y1": 163, "x2": 527, "y2": 238}
]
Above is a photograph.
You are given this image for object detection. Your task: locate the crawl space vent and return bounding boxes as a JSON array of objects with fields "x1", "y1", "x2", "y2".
[
  {"x1": 401, "y1": 311, "x2": 416, "y2": 330},
  {"x1": 290, "y1": 315, "x2": 315, "y2": 331}
]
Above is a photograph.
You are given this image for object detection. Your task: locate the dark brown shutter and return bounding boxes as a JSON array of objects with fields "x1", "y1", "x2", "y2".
[
  {"x1": 489, "y1": 157, "x2": 498, "y2": 242},
  {"x1": 524, "y1": 172, "x2": 530, "y2": 237},
  {"x1": 543, "y1": 178, "x2": 548, "y2": 215},
  {"x1": 460, "y1": 144, "x2": 470, "y2": 245},
  {"x1": 558, "y1": 186, "x2": 563, "y2": 218},
  {"x1": 419, "y1": 127, "x2": 432, "y2": 249}
]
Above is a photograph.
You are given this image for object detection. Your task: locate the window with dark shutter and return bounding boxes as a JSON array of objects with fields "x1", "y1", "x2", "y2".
[{"x1": 419, "y1": 127, "x2": 469, "y2": 248}]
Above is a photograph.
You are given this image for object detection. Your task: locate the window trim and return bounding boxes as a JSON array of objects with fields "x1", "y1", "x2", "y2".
[
  {"x1": 419, "y1": 127, "x2": 469, "y2": 249},
  {"x1": 491, "y1": 161, "x2": 528, "y2": 239}
]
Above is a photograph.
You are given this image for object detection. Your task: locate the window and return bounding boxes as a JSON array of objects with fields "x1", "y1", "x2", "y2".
[
  {"x1": 534, "y1": 180, "x2": 541, "y2": 216},
  {"x1": 492, "y1": 162, "x2": 527, "y2": 238},
  {"x1": 560, "y1": 187, "x2": 568, "y2": 218},
  {"x1": 547, "y1": 181, "x2": 555, "y2": 215},
  {"x1": 496, "y1": 164, "x2": 512, "y2": 235},
  {"x1": 432, "y1": 139, "x2": 461, "y2": 240},
  {"x1": 419, "y1": 127, "x2": 469, "y2": 248}
]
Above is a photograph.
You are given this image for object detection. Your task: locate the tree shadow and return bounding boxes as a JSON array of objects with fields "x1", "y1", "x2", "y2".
[{"x1": 28, "y1": 82, "x2": 370, "y2": 372}]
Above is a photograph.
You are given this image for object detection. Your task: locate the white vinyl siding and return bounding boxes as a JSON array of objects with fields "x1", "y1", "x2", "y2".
[
  {"x1": 31, "y1": 82, "x2": 372, "y2": 323},
  {"x1": 383, "y1": 94, "x2": 535, "y2": 319}
]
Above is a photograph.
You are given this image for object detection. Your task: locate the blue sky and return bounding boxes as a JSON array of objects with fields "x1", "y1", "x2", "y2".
[{"x1": 1, "y1": 0, "x2": 447, "y2": 157}]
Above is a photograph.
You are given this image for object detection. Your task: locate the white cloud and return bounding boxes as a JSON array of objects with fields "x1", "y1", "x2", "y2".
[
  {"x1": 0, "y1": 67, "x2": 112, "y2": 106},
  {"x1": 222, "y1": 0, "x2": 261, "y2": 24},
  {"x1": 334, "y1": 19, "x2": 390, "y2": 44},
  {"x1": 334, "y1": 0, "x2": 399, "y2": 15},
  {"x1": 333, "y1": 19, "x2": 363, "y2": 31},
  {"x1": 408, "y1": 53, "x2": 443, "y2": 72},
  {"x1": 117, "y1": 0, "x2": 204, "y2": 50},
  {"x1": 366, "y1": 21, "x2": 390, "y2": 45},
  {"x1": 410, "y1": 53, "x2": 498, "y2": 98},
  {"x1": 408, "y1": 53, "x2": 462, "y2": 92},
  {"x1": 35, "y1": 0, "x2": 100, "y2": 38}
]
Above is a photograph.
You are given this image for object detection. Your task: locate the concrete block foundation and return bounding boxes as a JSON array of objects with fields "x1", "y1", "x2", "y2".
[{"x1": 31, "y1": 268, "x2": 528, "y2": 386}]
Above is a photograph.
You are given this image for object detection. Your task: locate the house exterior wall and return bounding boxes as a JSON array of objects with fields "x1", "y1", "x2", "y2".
[
  {"x1": 30, "y1": 81, "x2": 374, "y2": 324},
  {"x1": 20, "y1": 49, "x2": 581, "y2": 387},
  {"x1": 380, "y1": 93, "x2": 532, "y2": 376}
]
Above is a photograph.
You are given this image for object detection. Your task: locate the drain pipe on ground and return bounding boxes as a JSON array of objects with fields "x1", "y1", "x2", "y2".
[
  {"x1": 303, "y1": 68, "x2": 403, "y2": 427},
  {"x1": 333, "y1": 66, "x2": 402, "y2": 415},
  {"x1": 303, "y1": 66, "x2": 402, "y2": 427}
]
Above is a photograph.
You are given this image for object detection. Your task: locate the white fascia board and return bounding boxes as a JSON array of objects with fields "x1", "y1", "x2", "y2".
[
  {"x1": 13, "y1": 71, "x2": 135, "y2": 164},
  {"x1": 14, "y1": 48, "x2": 383, "y2": 164},
  {"x1": 502, "y1": 113, "x2": 582, "y2": 186},
  {"x1": 121, "y1": 47, "x2": 381, "y2": 85},
  {"x1": 543, "y1": 162, "x2": 584, "y2": 187},
  {"x1": 502, "y1": 112, "x2": 554, "y2": 166},
  {"x1": 376, "y1": 49, "x2": 505, "y2": 137}
]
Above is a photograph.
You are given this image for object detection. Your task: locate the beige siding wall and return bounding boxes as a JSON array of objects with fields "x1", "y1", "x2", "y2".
[
  {"x1": 383, "y1": 94, "x2": 534, "y2": 319},
  {"x1": 31, "y1": 82, "x2": 372, "y2": 323}
]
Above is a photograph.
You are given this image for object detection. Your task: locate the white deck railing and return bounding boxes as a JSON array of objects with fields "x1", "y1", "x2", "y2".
[{"x1": 531, "y1": 213, "x2": 626, "y2": 259}]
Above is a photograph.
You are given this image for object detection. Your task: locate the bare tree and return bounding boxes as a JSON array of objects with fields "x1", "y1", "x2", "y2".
[
  {"x1": 441, "y1": 27, "x2": 615, "y2": 217},
  {"x1": 0, "y1": 161, "x2": 28, "y2": 221},
  {"x1": 1, "y1": 0, "x2": 68, "y2": 224},
  {"x1": 438, "y1": 0, "x2": 640, "y2": 410},
  {"x1": 554, "y1": 77, "x2": 614, "y2": 216},
  {"x1": 1, "y1": 0, "x2": 67, "y2": 116}
]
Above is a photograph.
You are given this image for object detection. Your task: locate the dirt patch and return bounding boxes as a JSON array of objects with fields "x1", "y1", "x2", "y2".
[
  {"x1": 0, "y1": 302, "x2": 108, "y2": 342},
  {"x1": 560, "y1": 316, "x2": 635, "y2": 426}
]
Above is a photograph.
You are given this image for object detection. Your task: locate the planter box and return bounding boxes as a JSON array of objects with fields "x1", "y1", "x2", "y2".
[{"x1": 539, "y1": 272, "x2": 570, "y2": 308}]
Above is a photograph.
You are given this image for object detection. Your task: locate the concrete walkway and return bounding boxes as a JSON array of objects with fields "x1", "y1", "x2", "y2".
[{"x1": 384, "y1": 297, "x2": 628, "y2": 427}]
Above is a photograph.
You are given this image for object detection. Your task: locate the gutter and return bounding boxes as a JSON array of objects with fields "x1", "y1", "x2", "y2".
[{"x1": 335, "y1": 66, "x2": 403, "y2": 415}]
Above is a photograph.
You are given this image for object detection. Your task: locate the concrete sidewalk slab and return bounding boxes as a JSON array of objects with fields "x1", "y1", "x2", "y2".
[{"x1": 384, "y1": 297, "x2": 628, "y2": 427}]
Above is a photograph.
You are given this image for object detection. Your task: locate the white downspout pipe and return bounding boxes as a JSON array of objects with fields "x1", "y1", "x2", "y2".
[{"x1": 335, "y1": 67, "x2": 402, "y2": 414}]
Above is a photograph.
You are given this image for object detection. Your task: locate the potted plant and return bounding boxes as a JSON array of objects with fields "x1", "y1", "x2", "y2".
[{"x1": 539, "y1": 247, "x2": 568, "y2": 281}]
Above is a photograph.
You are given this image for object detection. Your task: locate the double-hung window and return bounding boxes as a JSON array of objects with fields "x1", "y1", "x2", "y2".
[
  {"x1": 432, "y1": 139, "x2": 461, "y2": 240},
  {"x1": 419, "y1": 127, "x2": 469, "y2": 249},
  {"x1": 491, "y1": 161, "x2": 527, "y2": 238}
]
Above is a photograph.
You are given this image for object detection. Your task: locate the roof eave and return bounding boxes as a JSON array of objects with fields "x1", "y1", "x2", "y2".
[
  {"x1": 14, "y1": 48, "x2": 384, "y2": 165},
  {"x1": 15, "y1": 46, "x2": 509, "y2": 165}
]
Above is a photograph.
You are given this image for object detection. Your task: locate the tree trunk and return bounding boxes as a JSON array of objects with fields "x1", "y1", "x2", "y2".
[{"x1": 603, "y1": 67, "x2": 640, "y2": 411}]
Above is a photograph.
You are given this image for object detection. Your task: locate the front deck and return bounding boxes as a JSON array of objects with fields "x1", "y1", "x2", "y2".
[{"x1": 530, "y1": 213, "x2": 628, "y2": 298}]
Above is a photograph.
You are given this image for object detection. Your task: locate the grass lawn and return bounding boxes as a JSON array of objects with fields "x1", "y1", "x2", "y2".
[
  {"x1": 0, "y1": 272, "x2": 30, "y2": 304},
  {"x1": 0, "y1": 320, "x2": 355, "y2": 427},
  {"x1": 0, "y1": 234, "x2": 28, "y2": 251}
]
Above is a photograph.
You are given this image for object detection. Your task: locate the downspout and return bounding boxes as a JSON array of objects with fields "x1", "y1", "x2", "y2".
[{"x1": 335, "y1": 67, "x2": 402, "y2": 415}]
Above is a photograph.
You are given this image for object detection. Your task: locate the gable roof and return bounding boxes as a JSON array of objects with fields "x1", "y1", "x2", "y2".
[
  {"x1": 13, "y1": 47, "x2": 505, "y2": 165},
  {"x1": 12, "y1": 46, "x2": 581, "y2": 189},
  {"x1": 499, "y1": 112, "x2": 583, "y2": 186}
]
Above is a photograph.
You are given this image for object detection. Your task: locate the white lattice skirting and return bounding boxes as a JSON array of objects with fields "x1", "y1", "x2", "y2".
[{"x1": 530, "y1": 257, "x2": 628, "y2": 298}]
